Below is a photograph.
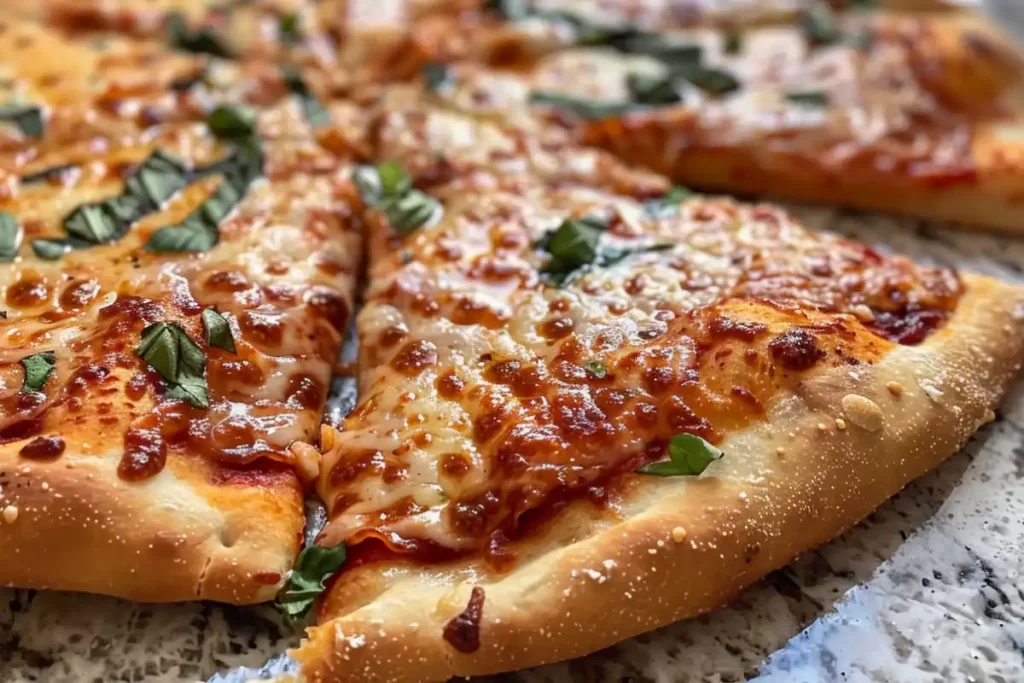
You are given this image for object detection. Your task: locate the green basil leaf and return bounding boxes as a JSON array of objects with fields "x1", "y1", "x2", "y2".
[
  {"x1": 541, "y1": 217, "x2": 604, "y2": 277},
  {"x1": 64, "y1": 204, "x2": 119, "y2": 243},
  {"x1": 585, "y1": 360, "x2": 607, "y2": 379},
  {"x1": 279, "y1": 13, "x2": 301, "y2": 44},
  {"x1": 530, "y1": 91, "x2": 638, "y2": 120},
  {"x1": 207, "y1": 104, "x2": 258, "y2": 140},
  {"x1": 612, "y1": 35, "x2": 702, "y2": 67},
  {"x1": 645, "y1": 186, "x2": 693, "y2": 217},
  {"x1": 0, "y1": 212, "x2": 21, "y2": 262},
  {"x1": 637, "y1": 433, "x2": 723, "y2": 476},
  {"x1": 422, "y1": 62, "x2": 453, "y2": 92},
  {"x1": 146, "y1": 140, "x2": 263, "y2": 253},
  {"x1": 166, "y1": 375, "x2": 210, "y2": 409},
  {"x1": 598, "y1": 242, "x2": 674, "y2": 269},
  {"x1": 799, "y1": 3, "x2": 841, "y2": 47},
  {"x1": 168, "y1": 12, "x2": 232, "y2": 58},
  {"x1": 30, "y1": 237, "x2": 91, "y2": 260},
  {"x1": 627, "y1": 73, "x2": 682, "y2": 106},
  {"x1": 135, "y1": 322, "x2": 209, "y2": 408},
  {"x1": 275, "y1": 542, "x2": 347, "y2": 621},
  {"x1": 847, "y1": 27, "x2": 874, "y2": 52},
  {"x1": 282, "y1": 67, "x2": 330, "y2": 128},
  {"x1": 202, "y1": 308, "x2": 236, "y2": 353},
  {"x1": 785, "y1": 90, "x2": 830, "y2": 107},
  {"x1": 382, "y1": 190, "x2": 440, "y2": 234},
  {"x1": 724, "y1": 31, "x2": 742, "y2": 55},
  {"x1": 675, "y1": 64, "x2": 740, "y2": 95},
  {"x1": 20, "y1": 352, "x2": 55, "y2": 393},
  {"x1": 127, "y1": 148, "x2": 190, "y2": 206},
  {"x1": 0, "y1": 103, "x2": 44, "y2": 139},
  {"x1": 484, "y1": 0, "x2": 529, "y2": 20}
]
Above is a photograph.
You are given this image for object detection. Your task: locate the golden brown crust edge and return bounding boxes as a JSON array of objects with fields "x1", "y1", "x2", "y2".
[
  {"x1": 0, "y1": 454, "x2": 303, "y2": 604},
  {"x1": 293, "y1": 273, "x2": 1024, "y2": 683}
]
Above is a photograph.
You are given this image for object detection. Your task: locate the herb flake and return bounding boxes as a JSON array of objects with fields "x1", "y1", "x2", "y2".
[
  {"x1": 275, "y1": 542, "x2": 347, "y2": 620},
  {"x1": 0, "y1": 103, "x2": 44, "y2": 139},
  {"x1": 202, "y1": 308, "x2": 236, "y2": 353},
  {"x1": 637, "y1": 433, "x2": 723, "y2": 476},
  {"x1": 20, "y1": 352, "x2": 55, "y2": 393},
  {"x1": 135, "y1": 322, "x2": 209, "y2": 408},
  {"x1": 0, "y1": 212, "x2": 20, "y2": 262}
]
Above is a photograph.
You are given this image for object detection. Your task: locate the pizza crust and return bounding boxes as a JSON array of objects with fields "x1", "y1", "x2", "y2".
[
  {"x1": 0, "y1": 451, "x2": 303, "y2": 604},
  {"x1": 293, "y1": 272, "x2": 1024, "y2": 682}
]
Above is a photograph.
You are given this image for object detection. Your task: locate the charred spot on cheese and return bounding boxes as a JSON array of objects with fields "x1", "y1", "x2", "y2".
[
  {"x1": 0, "y1": 213, "x2": 20, "y2": 262},
  {"x1": 443, "y1": 586, "x2": 485, "y2": 654},
  {"x1": 118, "y1": 427, "x2": 168, "y2": 481},
  {"x1": 869, "y1": 306, "x2": 949, "y2": 345},
  {"x1": 768, "y1": 328, "x2": 826, "y2": 371},
  {"x1": 0, "y1": 102, "x2": 44, "y2": 139},
  {"x1": 391, "y1": 340, "x2": 439, "y2": 376},
  {"x1": 282, "y1": 67, "x2": 330, "y2": 128},
  {"x1": 19, "y1": 436, "x2": 66, "y2": 461}
]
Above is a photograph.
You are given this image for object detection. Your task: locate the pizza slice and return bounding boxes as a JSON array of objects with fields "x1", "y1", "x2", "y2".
[
  {"x1": 287, "y1": 99, "x2": 1024, "y2": 680},
  {"x1": 0, "y1": 18, "x2": 361, "y2": 604},
  {"x1": 407, "y1": 4, "x2": 1024, "y2": 233}
]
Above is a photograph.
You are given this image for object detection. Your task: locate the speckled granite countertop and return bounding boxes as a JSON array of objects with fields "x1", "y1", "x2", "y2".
[{"x1": 3, "y1": 206, "x2": 1024, "y2": 683}]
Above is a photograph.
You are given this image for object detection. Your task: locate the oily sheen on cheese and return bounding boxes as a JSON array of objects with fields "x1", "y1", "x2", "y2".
[{"x1": 0, "y1": 15, "x2": 361, "y2": 603}]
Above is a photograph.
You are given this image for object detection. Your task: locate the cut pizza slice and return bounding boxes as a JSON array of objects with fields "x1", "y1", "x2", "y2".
[
  {"x1": 0, "y1": 20, "x2": 361, "y2": 603},
  {"x1": 413, "y1": 5, "x2": 1024, "y2": 233},
  {"x1": 289, "y1": 115, "x2": 1024, "y2": 680}
]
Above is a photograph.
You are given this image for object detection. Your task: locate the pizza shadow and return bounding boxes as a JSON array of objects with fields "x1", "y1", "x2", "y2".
[{"x1": 484, "y1": 379, "x2": 1024, "y2": 683}]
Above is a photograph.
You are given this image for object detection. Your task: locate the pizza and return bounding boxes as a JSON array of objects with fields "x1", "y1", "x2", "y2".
[
  {"x1": 376, "y1": 2, "x2": 1024, "y2": 233},
  {"x1": 0, "y1": 1, "x2": 1022, "y2": 682},
  {"x1": 0, "y1": 15, "x2": 360, "y2": 602}
]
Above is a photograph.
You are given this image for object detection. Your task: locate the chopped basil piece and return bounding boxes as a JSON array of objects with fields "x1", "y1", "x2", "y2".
[
  {"x1": 31, "y1": 237, "x2": 91, "y2": 260},
  {"x1": 627, "y1": 73, "x2": 682, "y2": 106},
  {"x1": 279, "y1": 13, "x2": 301, "y2": 44},
  {"x1": 20, "y1": 352, "x2": 55, "y2": 393},
  {"x1": 57, "y1": 149, "x2": 190, "y2": 251},
  {"x1": 539, "y1": 215, "x2": 673, "y2": 286},
  {"x1": 485, "y1": 0, "x2": 530, "y2": 20},
  {"x1": 202, "y1": 308, "x2": 236, "y2": 353},
  {"x1": 167, "y1": 12, "x2": 231, "y2": 58},
  {"x1": 585, "y1": 360, "x2": 607, "y2": 379},
  {"x1": 135, "y1": 322, "x2": 209, "y2": 408},
  {"x1": 422, "y1": 62, "x2": 453, "y2": 92},
  {"x1": 383, "y1": 190, "x2": 439, "y2": 234},
  {"x1": 0, "y1": 103, "x2": 44, "y2": 139},
  {"x1": 612, "y1": 35, "x2": 702, "y2": 67},
  {"x1": 675, "y1": 64, "x2": 740, "y2": 95},
  {"x1": 530, "y1": 91, "x2": 638, "y2": 120},
  {"x1": 785, "y1": 90, "x2": 830, "y2": 107},
  {"x1": 281, "y1": 66, "x2": 330, "y2": 128},
  {"x1": 275, "y1": 542, "x2": 347, "y2": 620},
  {"x1": 849, "y1": 0, "x2": 875, "y2": 8},
  {"x1": 207, "y1": 104, "x2": 258, "y2": 140},
  {"x1": 637, "y1": 433, "x2": 723, "y2": 476},
  {"x1": 355, "y1": 162, "x2": 440, "y2": 234},
  {"x1": 645, "y1": 186, "x2": 693, "y2": 217},
  {"x1": 799, "y1": 4, "x2": 841, "y2": 47},
  {"x1": 847, "y1": 27, "x2": 874, "y2": 52},
  {"x1": 724, "y1": 31, "x2": 742, "y2": 55},
  {"x1": 0, "y1": 212, "x2": 20, "y2": 262},
  {"x1": 146, "y1": 140, "x2": 263, "y2": 253}
]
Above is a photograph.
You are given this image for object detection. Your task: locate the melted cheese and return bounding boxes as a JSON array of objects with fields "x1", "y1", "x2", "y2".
[
  {"x1": 0, "y1": 17, "x2": 360, "y2": 481},
  {"x1": 317, "y1": 100, "x2": 960, "y2": 553}
]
